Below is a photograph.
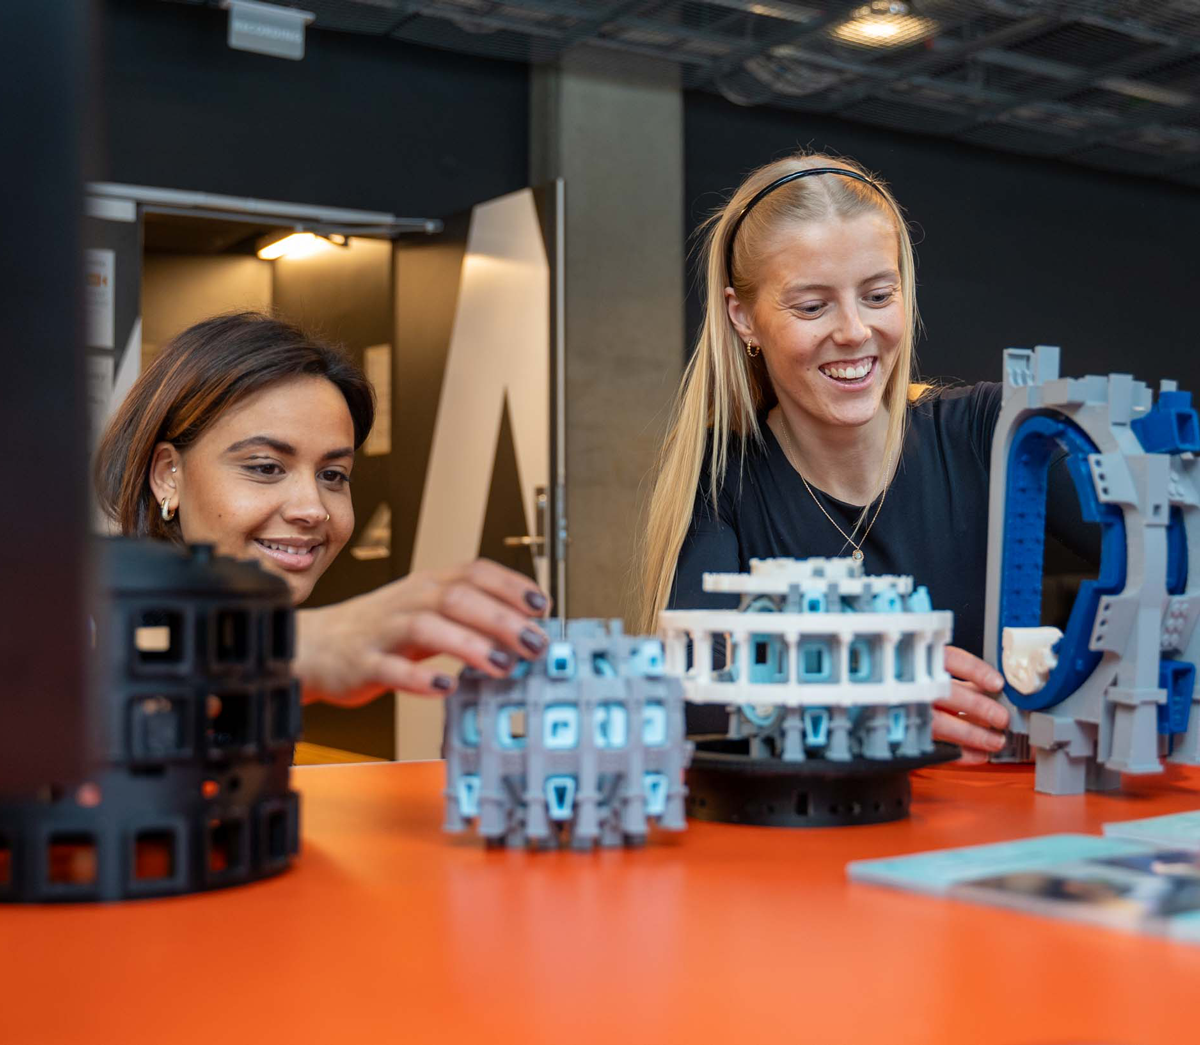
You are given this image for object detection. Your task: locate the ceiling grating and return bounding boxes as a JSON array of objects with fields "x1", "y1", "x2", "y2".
[{"x1": 162, "y1": 0, "x2": 1200, "y2": 188}]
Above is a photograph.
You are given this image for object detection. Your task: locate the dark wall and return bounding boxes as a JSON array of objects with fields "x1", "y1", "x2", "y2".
[
  {"x1": 685, "y1": 92, "x2": 1200, "y2": 390},
  {"x1": 100, "y1": 0, "x2": 529, "y2": 218}
]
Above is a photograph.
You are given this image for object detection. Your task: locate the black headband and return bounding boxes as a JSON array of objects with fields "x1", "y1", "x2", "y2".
[{"x1": 724, "y1": 167, "x2": 882, "y2": 285}]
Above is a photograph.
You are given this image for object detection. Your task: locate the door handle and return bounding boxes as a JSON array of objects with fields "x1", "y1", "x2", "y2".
[
  {"x1": 503, "y1": 535, "x2": 546, "y2": 549},
  {"x1": 503, "y1": 486, "x2": 549, "y2": 553}
]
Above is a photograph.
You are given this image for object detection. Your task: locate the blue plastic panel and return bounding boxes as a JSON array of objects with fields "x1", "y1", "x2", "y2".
[
  {"x1": 740, "y1": 704, "x2": 781, "y2": 727},
  {"x1": 643, "y1": 772, "x2": 668, "y2": 816},
  {"x1": 749, "y1": 635, "x2": 788, "y2": 683},
  {"x1": 998, "y1": 413, "x2": 1127, "y2": 711},
  {"x1": 460, "y1": 704, "x2": 480, "y2": 747},
  {"x1": 872, "y1": 591, "x2": 901, "y2": 612},
  {"x1": 628, "y1": 641, "x2": 665, "y2": 677},
  {"x1": 799, "y1": 639, "x2": 833, "y2": 682},
  {"x1": 1130, "y1": 390, "x2": 1200, "y2": 454},
  {"x1": 908, "y1": 586, "x2": 933, "y2": 612},
  {"x1": 1157, "y1": 659, "x2": 1196, "y2": 736},
  {"x1": 804, "y1": 707, "x2": 829, "y2": 746},
  {"x1": 1167, "y1": 506, "x2": 1188, "y2": 596},
  {"x1": 848, "y1": 638, "x2": 874, "y2": 682},
  {"x1": 591, "y1": 651, "x2": 617, "y2": 678},
  {"x1": 643, "y1": 702, "x2": 667, "y2": 746},
  {"x1": 594, "y1": 703, "x2": 628, "y2": 748},
  {"x1": 546, "y1": 642, "x2": 576, "y2": 679},
  {"x1": 543, "y1": 704, "x2": 579, "y2": 749},
  {"x1": 457, "y1": 774, "x2": 481, "y2": 818},
  {"x1": 545, "y1": 775, "x2": 576, "y2": 820},
  {"x1": 894, "y1": 637, "x2": 914, "y2": 682}
]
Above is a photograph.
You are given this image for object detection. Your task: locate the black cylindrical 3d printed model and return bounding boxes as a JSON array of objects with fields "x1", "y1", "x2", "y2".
[{"x1": 0, "y1": 539, "x2": 301, "y2": 902}]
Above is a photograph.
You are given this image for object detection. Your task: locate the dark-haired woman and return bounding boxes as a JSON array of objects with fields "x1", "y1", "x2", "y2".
[{"x1": 97, "y1": 312, "x2": 550, "y2": 707}]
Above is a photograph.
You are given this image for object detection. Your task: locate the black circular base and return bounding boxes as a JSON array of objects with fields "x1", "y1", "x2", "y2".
[
  {"x1": 0, "y1": 760, "x2": 299, "y2": 903},
  {"x1": 685, "y1": 736, "x2": 960, "y2": 827}
]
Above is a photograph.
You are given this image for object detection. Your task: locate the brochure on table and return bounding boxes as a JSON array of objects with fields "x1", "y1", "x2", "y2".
[{"x1": 847, "y1": 813, "x2": 1200, "y2": 943}]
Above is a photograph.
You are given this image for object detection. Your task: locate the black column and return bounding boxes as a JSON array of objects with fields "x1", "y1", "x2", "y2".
[{"x1": 0, "y1": 2, "x2": 94, "y2": 793}]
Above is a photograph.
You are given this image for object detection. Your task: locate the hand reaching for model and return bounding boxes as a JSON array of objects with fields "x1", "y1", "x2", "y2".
[
  {"x1": 294, "y1": 559, "x2": 551, "y2": 707},
  {"x1": 933, "y1": 646, "x2": 1010, "y2": 764}
]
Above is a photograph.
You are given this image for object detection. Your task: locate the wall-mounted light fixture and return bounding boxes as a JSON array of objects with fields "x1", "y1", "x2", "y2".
[
  {"x1": 831, "y1": 1, "x2": 937, "y2": 49},
  {"x1": 256, "y1": 231, "x2": 347, "y2": 261}
]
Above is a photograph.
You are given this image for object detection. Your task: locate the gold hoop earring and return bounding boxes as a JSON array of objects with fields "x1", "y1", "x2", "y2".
[
  {"x1": 746, "y1": 340, "x2": 760, "y2": 358},
  {"x1": 161, "y1": 497, "x2": 176, "y2": 523}
]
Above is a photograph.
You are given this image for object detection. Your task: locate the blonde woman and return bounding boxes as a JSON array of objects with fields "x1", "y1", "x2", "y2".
[{"x1": 641, "y1": 153, "x2": 1025, "y2": 762}]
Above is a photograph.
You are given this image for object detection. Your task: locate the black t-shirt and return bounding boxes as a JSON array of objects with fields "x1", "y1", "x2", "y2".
[{"x1": 672, "y1": 383, "x2": 1003, "y2": 647}]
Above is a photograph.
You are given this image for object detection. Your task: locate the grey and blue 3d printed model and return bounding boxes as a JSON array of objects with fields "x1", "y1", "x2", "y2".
[
  {"x1": 443, "y1": 619, "x2": 692, "y2": 849},
  {"x1": 984, "y1": 346, "x2": 1200, "y2": 794},
  {"x1": 659, "y1": 558, "x2": 957, "y2": 826}
]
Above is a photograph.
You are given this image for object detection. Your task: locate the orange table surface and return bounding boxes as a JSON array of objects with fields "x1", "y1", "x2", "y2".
[{"x1": 5, "y1": 761, "x2": 1200, "y2": 1045}]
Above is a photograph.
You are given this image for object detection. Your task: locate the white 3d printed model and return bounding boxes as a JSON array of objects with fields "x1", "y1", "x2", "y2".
[
  {"x1": 1002, "y1": 626, "x2": 1063, "y2": 696},
  {"x1": 659, "y1": 558, "x2": 951, "y2": 762}
]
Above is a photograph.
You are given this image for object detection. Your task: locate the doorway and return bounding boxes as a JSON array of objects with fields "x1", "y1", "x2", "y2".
[{"x1": 85, "y1": 182, "x2": 565, "y2": 760}]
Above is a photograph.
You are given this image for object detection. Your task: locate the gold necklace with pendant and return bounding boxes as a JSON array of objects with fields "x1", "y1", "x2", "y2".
[{"x1": 775, "y1": 415, "x2": 888, "y2": 565}]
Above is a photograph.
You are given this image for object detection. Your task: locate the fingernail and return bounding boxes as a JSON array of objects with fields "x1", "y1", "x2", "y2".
[
  {"x1": 990, "y1": 708, "x2": 1009, "y2": 729},
  {"x1": 520, "y1": 627, "x2": 547, "y2": 655},
  {"x1": 525, "y1": 590, "x2": 548, "y2": 612},
  {"x1": 432, "y1": 674, "x2": 455, "y2": 692},
  {"x1": 488, "y1": 648, "x2": 515, "y2": 671},
  {"x1": 988, "y1": 733, "x2": 1006, "y2": 750}
]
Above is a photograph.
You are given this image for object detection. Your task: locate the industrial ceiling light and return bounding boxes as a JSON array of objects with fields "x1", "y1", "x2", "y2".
[
  {"x1": 256, "y1": 231, "x2": 344, "y2": 261},
  {"x1": 220, "y1": 1, "x2": 315, "y2": 61},
  {"x1": 831, "y1": 1, "x2": 937, "y2": 49}
]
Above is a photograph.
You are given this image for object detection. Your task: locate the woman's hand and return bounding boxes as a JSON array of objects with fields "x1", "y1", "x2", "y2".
[
  {"x1": 294, "y1": 559, "x2": 551, "y2": 707},
  {"x1": 933, "y1": 646, "x2": 1010, "y2": 764}
]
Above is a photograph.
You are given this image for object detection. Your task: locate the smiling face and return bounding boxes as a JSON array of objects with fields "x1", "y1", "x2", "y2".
[
  {"x1": 150, "y1": 376, "x2": 356, "y2": 604},
  {"x1": 727, "y1": 212, "x2": 905, "y2": 435}
]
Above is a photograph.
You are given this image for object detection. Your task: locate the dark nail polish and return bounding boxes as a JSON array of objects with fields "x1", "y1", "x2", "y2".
[
  {"x1": 524, "y1": 590, "x2": 548, "y2": 612},
  {"x1": 432, "y1": 674, "x2": 454, "y2": 692},
  {"x1": 520, "y1": 627, "x2": 547, "y2": 655},
  {"x1": 488, "y1": 648, "x2": 515, "y2": 671}
]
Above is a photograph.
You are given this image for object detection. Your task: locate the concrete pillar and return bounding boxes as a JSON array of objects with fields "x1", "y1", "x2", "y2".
[{"x1": 531, "y1": 48, "x2": 684, "y2": 621}]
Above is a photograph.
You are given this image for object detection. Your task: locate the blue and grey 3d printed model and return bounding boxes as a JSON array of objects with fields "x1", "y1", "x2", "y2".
[
  {"x1": 443, "y1": 619, "x2": 692, "y2": 849},
  {"x1": 984, "y1": 346, "x2": 1200, "y2": 795},
  {"x1": 659, "y1": 558, "x2": 957, "y2": 826}
]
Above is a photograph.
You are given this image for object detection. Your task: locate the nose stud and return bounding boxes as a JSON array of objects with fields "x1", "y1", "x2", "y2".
[{"x1": 325, "y1": 514, "x2": 330, "y2": 522}]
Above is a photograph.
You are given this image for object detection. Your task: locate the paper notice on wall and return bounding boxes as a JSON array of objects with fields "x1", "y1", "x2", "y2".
[
  {"x1": 363, "y1": 343, "x2": 392, "y2": 456},
  {"x1": 86, "y1": 354, "x2": 114, "y2": 452},
  {"x1": 85, "y1": 248, "x2": 115, "y2": 349}
]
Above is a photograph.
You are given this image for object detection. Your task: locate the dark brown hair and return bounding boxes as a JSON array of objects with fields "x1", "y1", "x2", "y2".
[{"x1": 96, "y1": 311, "x2": 375, "y2": 541}]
